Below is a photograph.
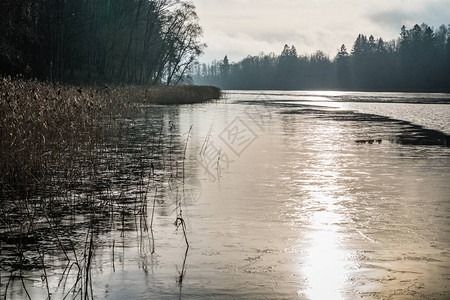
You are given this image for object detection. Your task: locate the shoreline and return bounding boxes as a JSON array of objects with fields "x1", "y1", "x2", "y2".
[
  {"x1": 218, "y1": 87, "x2": 450, "y2": 94},
  {"x1": 0, "y1": 77, "x2": 222, "y2": 194}
]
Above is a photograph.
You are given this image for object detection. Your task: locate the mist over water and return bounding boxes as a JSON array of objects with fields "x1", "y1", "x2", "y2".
[{"x1": 2, "y1": 91, "x2": 449, "y2": 299}]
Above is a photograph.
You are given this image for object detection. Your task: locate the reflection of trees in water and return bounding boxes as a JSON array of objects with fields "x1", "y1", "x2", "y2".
[{"x1": 0, "y1": 106, "x2": 196, "y2": 298}]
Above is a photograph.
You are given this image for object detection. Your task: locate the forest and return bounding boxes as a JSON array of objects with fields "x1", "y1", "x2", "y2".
[
  {"x1": 0, "y1": 0, "x2": 204, "y2": 85},
  {"x1": 193, "y1": 24, "x2": 450, "y2": 91}
]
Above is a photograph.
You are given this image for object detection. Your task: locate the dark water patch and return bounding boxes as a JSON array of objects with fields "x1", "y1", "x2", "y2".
[
  {"x1": 327, "y1": 95, "x2": 450, "y2": 105},
  {"x1": 355, "y1": 139, "x2": 383, "y2": 144},
  {"x1": 227, "y1": 91, "x2": 450, "y2": 105},
  {"x1": 280, "y1": 108, "x2": 450, "y2": 147}
]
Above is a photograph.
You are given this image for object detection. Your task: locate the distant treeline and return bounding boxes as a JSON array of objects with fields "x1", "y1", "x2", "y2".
[
  {"x1": 192, "y1": 24, "x2": 450, "y2": 91},
  {"x1": 0, "y1": 0, "x2": 204, "y2": 85}
]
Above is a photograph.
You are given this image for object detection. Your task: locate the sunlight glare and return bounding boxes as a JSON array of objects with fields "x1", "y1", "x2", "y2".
[{"x1": 299, "y1": 123, "x2": 348, "y2": 299}]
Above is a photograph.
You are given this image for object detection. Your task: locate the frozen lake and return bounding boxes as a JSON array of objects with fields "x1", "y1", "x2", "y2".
[{"x1": 2, "y1": 91, "x2": 450, "y2": 299}]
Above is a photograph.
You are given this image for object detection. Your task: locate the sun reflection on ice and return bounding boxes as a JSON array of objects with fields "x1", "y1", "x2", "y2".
[
  {"x1": 303, "y1": 210, "x2": 347, "y2": 300},
  {"x1": 305, "y1": 90, "x2": 350, "y2": 97},
  {"x1": 298, "y1": 123, "x2": 351, "y2": 300}
]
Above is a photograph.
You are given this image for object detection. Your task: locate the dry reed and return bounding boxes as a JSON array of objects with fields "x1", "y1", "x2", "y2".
[
  {"x1": 145, "y1": 85, "x2": 222, "y2": 104},
  {"x1": 0, "y1": 77, "x2": 208, "y2": 298}
]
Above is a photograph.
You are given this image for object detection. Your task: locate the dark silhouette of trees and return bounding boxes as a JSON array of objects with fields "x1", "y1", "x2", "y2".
[
  {"x1": 277, "y1": 45, "x2": 299, "y2": 88},
  {"x1": 0, "y1": 0, "x2": 204, "y2": 85},
  {"x1": 336, "y1": 44, "x2": 351, "y2": 87},
  {"x1": 194, "y1": 23, "x2": 450, "y2": 92},
  {"x1": 0, "y1": 0, "x2": 44, "y2": 77},
  {"x1": 220, "y1": 55, "x2": 230, "y2": 77}
]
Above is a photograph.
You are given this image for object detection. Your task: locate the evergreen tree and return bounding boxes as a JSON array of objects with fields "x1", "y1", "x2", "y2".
[
  {"x1": 336, "y1": 44, "x2": 351, "y2": 88},
  {"x1": 220, "y1": 55, "x2": 230, "y2": 76}
]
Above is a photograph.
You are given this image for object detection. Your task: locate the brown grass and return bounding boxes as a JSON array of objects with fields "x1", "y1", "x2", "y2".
[
  {"x1": 0, "y1": 77, "x2": 221, "y2": 196},
  {"x1": 0, "y1": 77, "x2": 141, "y2": 195},
  {"x1": 1, "y1": 78, "x2": 94, "y2": 191}
]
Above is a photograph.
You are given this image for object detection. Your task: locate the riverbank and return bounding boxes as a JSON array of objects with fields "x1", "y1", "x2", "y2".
[{"x1": 0, "y1": 77, "x2": 221, "y2": 195}]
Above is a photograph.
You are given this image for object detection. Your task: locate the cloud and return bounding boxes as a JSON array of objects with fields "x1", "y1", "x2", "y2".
[
  {"x1": 195, "y1": 0, "x2": 450, "y2": 62},
  {"x1": 369, "y1": 1, "x2": 450, "y2": 28}
]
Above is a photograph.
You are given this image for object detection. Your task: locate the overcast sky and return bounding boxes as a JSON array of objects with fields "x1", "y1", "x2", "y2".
[{"x1": 194, "y1": 0, "x2": 450, "y2": 63}]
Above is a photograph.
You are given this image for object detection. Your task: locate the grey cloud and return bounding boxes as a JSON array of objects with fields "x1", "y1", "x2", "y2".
[
  {"x1": 368, "y1": 1, "x2": 450, "y2": 30},
  {"x1": 369, "y1": 11, "x2": 412, "y2": 29}
]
